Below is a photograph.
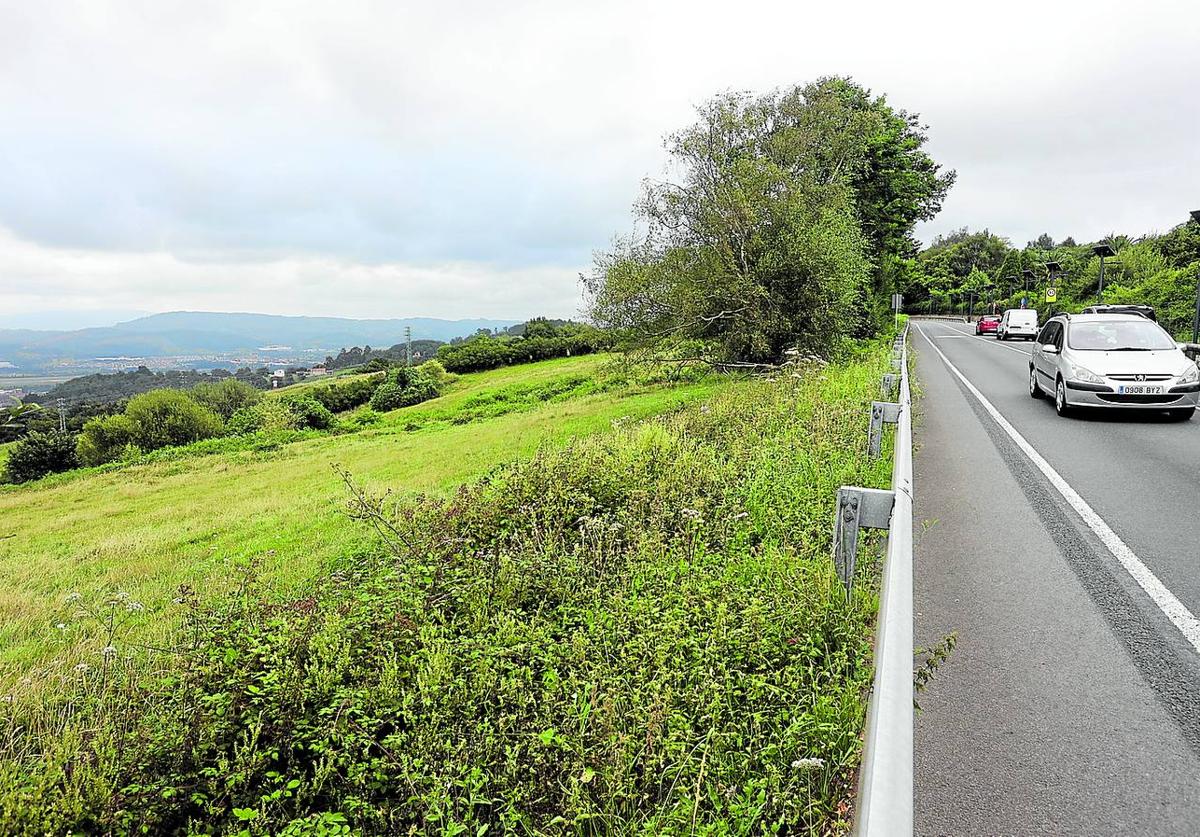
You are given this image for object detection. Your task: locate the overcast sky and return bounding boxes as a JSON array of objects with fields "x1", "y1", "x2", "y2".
[{"x1": 2, "y1": 0, "x2": 1198, "y2": 329}]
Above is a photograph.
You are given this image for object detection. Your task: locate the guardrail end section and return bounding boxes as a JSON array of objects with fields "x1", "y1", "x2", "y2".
[{"x1": 832, "y1": 486, "x2": 896, "y2": 593}]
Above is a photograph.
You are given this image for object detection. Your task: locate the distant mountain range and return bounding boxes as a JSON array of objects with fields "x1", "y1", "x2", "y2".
[{"x1": 0, "y1": 311, "x2": 521, "y2": 372}]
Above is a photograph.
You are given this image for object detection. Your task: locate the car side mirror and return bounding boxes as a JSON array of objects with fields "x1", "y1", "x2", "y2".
[{"x1": 1042, "y1": 344, "x2": 1059, "y2": 354}]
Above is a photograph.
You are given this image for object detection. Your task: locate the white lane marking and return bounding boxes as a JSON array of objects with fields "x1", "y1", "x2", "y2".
[
  {"x1": 916, "y1": 319, "x2": 1033, "y2": 357},
  {"x1": 915, "y1": 323, "x2": 1200, "y2": 655}
]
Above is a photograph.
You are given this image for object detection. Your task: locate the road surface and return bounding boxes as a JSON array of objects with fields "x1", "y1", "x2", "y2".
[{"x1": 911, "y1": 318, "x2": 1200, "y2": 835}]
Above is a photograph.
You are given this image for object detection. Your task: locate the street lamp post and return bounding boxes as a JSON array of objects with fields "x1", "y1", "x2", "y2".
[
  {"x1": 1190, "y1": 210, "x2": 1200, "y2": 343},
  {"x1": 1093, "y1": 243, "x2": 1116, "y2": 302},
  {"x1": 1021, "y1": 268, "x2": 1034, "y2": 307}
]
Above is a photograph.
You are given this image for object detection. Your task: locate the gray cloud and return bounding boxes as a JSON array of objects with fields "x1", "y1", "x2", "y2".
[{"x1": 1, "y1": 0, "x2": 1197, "y2": 323}]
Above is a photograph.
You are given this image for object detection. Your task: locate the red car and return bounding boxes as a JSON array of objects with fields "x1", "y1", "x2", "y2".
[{"x1": 975, "y1": 315, "x2": 1001, "y2": 335}]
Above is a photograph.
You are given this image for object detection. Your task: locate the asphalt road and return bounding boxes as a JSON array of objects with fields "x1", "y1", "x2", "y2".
[{"x1": 911, "y1": 318, "x2": 1200, "y2": 836}]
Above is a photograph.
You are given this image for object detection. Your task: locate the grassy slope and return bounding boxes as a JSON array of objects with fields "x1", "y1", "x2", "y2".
[{"x1": 0, "y1": 355, "x2": 722, "y2": 678}]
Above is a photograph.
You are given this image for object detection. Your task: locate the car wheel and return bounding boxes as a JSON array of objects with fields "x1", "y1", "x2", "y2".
[
  {"x1": 1054, "y1": 378, "x2": 1073, "y2": 416},
  {"x1": 1169, "y1": 407, "x2": 1196, "y2": 421},
  {"x1": 1029, "y1": 366, "x2": 1043, "y2": 399}
]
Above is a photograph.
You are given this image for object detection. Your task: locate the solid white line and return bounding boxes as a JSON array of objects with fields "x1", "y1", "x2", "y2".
[{"x1": 915, "y1": 323, "x2": 1200, "y2": 655}]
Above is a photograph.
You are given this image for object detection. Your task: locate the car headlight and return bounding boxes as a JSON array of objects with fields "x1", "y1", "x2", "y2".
[
  {"x1": 1179, "y1": 364, "x2": 1199, "y2": 385},
  {"x1": 1068, "y1": 362, "x2": 1106, "y2": 385}
]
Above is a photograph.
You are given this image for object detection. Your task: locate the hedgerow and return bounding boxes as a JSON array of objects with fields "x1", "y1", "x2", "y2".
[{"x1": 0, "y1": 343, "x2": 892, "y2": 835}]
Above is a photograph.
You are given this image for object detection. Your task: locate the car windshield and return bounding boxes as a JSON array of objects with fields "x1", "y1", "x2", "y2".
[{"x1": 1067, "y1": 320, "x2": 1175, "y2": 351}]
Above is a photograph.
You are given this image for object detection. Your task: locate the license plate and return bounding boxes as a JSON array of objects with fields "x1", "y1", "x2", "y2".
[{"x1": 1118, "y1": 385, "x2": 1164, "y2": 394}]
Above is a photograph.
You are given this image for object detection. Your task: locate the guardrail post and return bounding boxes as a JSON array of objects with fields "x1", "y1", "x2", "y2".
[
  {"x1": 833, "y1": 486, "x2": 896, "y2": 593},
  {"x1": 867, "y1": 401, "x2": 901, "y2": 458},
  {"x1": 880, "y1": 373, "x2": 897, "y2": 399}
]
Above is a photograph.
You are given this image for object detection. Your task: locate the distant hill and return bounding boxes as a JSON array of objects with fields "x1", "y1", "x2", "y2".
[{"x1": 0, "y1": 311, "x2": 521, "y2": 370}]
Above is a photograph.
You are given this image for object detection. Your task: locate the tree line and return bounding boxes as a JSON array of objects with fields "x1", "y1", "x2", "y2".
[{"x1": 899, "y1": 220, "x2": 1200, "y2": 337}]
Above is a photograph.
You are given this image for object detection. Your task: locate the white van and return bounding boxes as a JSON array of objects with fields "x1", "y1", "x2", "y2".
[{"x1": 998, "y1": 309, "x2": 1038, "y2": 341}]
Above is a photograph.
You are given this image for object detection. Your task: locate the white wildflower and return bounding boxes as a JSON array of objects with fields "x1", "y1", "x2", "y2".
[
  {"x1": 125, "y1": 601, "x2": 145, "y2": 613},
  {"x1": 791, "y1": 757, "x2": 825, "y2": 770},
  {"x1": 65, "y1": 592, "x2": 81, "y2": 603},
  {"x1": 101, "y1": 645, "x2": 117, "y2": 657},
  {"x1": 74, "y1": 663, "x2": 89, "y2": 674},
  {"x1": 56, "y1": 622, "x2": 68, "y2": 631}
]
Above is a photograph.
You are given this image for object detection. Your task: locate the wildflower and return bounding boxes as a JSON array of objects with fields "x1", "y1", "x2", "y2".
[
  {"x1": 680, "y1": 508, "x2": 702, "y2": 522},
  {"x1": 74, "y1": 663, "x2": 89, "y2": 674},
  {"x1": 101, "y1": 645, "x2": 117, "y2": 657},
  {"x1": 65, "y1": 592, "x2": 81, "y2": 603},
  {"x1": 125, "y1": 600, "x2": 145, "y2": 613},
  {"x1": 0, "y1": 695, "x2": 12, "y2": 704},
  {"x1": 116, "y1": 591, "x2": 131, "y2": 602},
  {"x1": 791, "y1": 757, "x2": 825, "y2": 770},
  {"x1": 56, "y1": 622, "x2": 68, "y2": 631}
]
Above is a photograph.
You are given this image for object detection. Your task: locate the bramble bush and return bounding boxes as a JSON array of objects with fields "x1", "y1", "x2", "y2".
[{"x1": 0, "y1": 341, "x2": 894, "y2": 835}]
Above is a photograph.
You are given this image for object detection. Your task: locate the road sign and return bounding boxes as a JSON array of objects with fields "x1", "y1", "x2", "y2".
[
  {"x1": 1045, "y1": 288, "x2": 1058, "y2": 302},
  {"x1": 892, "y1": 293, "x2": 903, "y2": 311}
]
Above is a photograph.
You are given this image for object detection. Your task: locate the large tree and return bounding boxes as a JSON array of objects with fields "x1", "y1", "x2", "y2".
[{"x1": 586, "y1": 77, "x2": 953, "y2": 363}]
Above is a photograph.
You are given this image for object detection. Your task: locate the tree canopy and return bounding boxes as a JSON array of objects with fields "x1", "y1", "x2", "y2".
[{"x1": 586, "y1": 77, "x2": 953, "y2": 363}]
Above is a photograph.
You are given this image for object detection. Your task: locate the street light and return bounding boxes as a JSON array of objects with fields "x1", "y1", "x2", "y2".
[
  {"x1": 1093, "y1": 243, "x2": 1116, "y2": 301},
  {"x1": 1190, "y1": 210, "x2": 1200, "y2": 342},
  {"x1": 1021, "y1": 268, "x2": 1034, "y2": 306}
]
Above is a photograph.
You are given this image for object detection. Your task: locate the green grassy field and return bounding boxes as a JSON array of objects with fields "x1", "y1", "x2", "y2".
[{"x1": 0, "y1": 355, "x2": 725, "y2": 680}]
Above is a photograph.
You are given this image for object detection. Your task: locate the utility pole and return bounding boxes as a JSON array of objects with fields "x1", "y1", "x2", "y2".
[
  {"x1": 404, "y1": 325, "x2": 413, "y2": 367},
  {"x1": 56, "y1": 398, "x2": 66, "y2": 433}
]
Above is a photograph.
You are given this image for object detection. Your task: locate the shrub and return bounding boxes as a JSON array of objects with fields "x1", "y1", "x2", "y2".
[
  {"x1": 123, "y1": 390, "x2": 224, "y2": 451},
  {"x1": 418, "y1": 358, "x2": 456, "y2": 387},
  {"x1": 369, "y1": 370, "x2": 440, "y2": 412},
  {"x1": 306, "y1": 374, "x2": 385, "y2": 413},
  {"x1": 281, "y1": 396, "x2": 336, "y2": 430},
  {"x1": 436, "y1": 330, "x2": 609, "y2": 373},
  {"x1": 3, "y1": 430, "x2": 79, "y2": 483},
  {"x1": 189, "y1": 379, "x2": 262, "y2": 420},
  {"x1": 226, "y1": 399, "x2": 300, "y2": 435},
  {"x1": 76, "y1": 414, "x2": 139, "y2": 466},
  {"x1": 367, "y1": 382, "x2": 404, "y2": 412}
]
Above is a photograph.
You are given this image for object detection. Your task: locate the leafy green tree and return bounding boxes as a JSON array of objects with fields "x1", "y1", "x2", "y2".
[
  {"x1": 587, "y1": 78, "x2": 952, "y2": 362},
  {"x1": 5, "y1": 430, "x2": 79, "y2": 483}
]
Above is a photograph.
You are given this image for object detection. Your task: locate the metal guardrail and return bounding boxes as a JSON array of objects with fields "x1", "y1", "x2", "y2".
[{"x1": 835, "y1": 326, "x2": 913, "y2": 836}]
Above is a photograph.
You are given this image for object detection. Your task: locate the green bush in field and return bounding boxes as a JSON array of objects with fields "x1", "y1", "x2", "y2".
[
  {"x1": 226, "y1": 399, "x2": 301, "y2": 435},
  {"x1": 73, "y1": 392, "x2": 222, "y2": 467},
  {"x1": 123, "y1": 390, "x2": 224, "y2": 452},
  {"x1": 189, "y1": 379, "x2": 263, "y2": 420},
  {"x1": 417, "y1": 358, "x2": 456, "y2": 387},
  {"x1": 280, "y1": 396, "x2": 336, "y2": 430},
  {"x1": 0, "y1": 344, "x2": 893, "y2": 834},
  {"x1": 76, "y1": 414, "x2": 139, "y2": 467},
  {"x1": 305, "y1": 374, "x2": 385, "y2": 413},
  {"x1": 3, "y1": 430, "x2": 79, "y2": 483},
  {"x1": 368, "y1": 369, "x2": 440, "y2": 412}
]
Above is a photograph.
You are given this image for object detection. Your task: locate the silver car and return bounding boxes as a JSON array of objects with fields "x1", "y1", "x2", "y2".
[{"x1": 1029, "y1": 313, "x2": 1200, "y2": 419}]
